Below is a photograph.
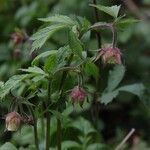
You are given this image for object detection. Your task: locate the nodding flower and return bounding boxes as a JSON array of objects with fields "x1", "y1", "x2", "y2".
[
  {"x1": 70, "y1": 86, "x2": 87, "y2": 104},
  {"x1": 99, "y1": 47, "x2": 122, "y2": 65},
  {"x1": 5, "y1": 112, "x2": 22, "y2": 131}
]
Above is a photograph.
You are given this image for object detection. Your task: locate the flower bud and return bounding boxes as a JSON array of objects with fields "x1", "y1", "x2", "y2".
[
  {"x1": 11, "y1": 31, "x2": 27, "y2": 45},
  {"x1": 70, "y1": 86, "x2": 87, "y2": 103},
  {"x1": 99, "y1": 47, "x2": 122, "y2": 65},
  {"x1": 5, "y1": 112, "x2": 21, "y2": 131}
]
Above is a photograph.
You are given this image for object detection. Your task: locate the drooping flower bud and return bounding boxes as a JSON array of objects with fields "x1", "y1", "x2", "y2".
[
  {"x1": 70, "y1": 86, "x2": 87, "y2": 104},
  {"x1": 99, "y1": 47, "x2": 122, "y2": 65},
  {"x1": 11, "y1": 30, "x2": 28, "y2": 45},
  {"x1": 5, "y1": 112, "x2": 22, "y2": 131}
]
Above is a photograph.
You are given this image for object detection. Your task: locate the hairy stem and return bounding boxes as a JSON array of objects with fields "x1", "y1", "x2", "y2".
[
  {"x1": 111, "y1": 25, "x2": 117, "y2": 48},
  {"x1": 46, "y1": 80, "x2": 51, "y2": 150},
  {"x1": 90, "y1": 23, "x2": 117, "y2": 47}
]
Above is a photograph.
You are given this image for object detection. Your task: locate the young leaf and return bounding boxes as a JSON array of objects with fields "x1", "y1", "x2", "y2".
[
  {"x1": 90, "y1": 4, "x2": 121, "y2": 18},
  {"x1": 107, "y1": 65, "x2": 125, "y2": 92},
  {"x1": 32, "y1": 50, "x2": 57, "y2": 66},
  {"x1": 39, "y1": 15, "x2": 76, "y2": 26},
  {"x1": 69, "y1": 30, "x2": 83, "y2": 58},
  {"x1": 31, "y1": 24, "x2": 67, "y2": 52},
  {"x1": 100, "y1": 90, "x2": 119, "y2": 105}
]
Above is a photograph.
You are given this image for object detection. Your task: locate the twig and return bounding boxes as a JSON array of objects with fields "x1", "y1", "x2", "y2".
[{"x1": 115, "y1": 128, "x2": 135, "y2": 150}]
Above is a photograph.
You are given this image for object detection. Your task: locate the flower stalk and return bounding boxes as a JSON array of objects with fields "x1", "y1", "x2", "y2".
[{"x1": 90, "y1": 22, "x2": 118, "y2": 48}]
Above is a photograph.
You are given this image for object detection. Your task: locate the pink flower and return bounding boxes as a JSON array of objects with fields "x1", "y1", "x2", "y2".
[
  {"x1": 99, "y1": 47, "x2": 122, "y2": 64},
  {"x1": 5, "y1": 112, "x2": 22, "y2": 131},
  {"x1": 70, "y1": 86, "x2": 87, "y2": 103}
]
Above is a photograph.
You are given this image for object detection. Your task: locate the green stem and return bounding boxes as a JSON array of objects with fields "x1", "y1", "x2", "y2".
[
  {"x1": 59, "y1": 53, "x2": 74, "y2": 92},
  {"x1": 46, "y1": 80, "x2": 51, "y2": 150},
  {"x1": 56, "y1": 53, "x2": 74, "y2": 150},
  {"x1": 91, "y1": 0, "x2": 102, "y2": 129},
  {"x1": 46, "y1": 114, "x2": 50, "y2": 150},
  {"x1": 57, "y1": 119, "x2": 62, "y2": 150},
  {"x1": 41, "y1": 117, "x2": 45, "y2": 138},
  {"x1": 30, "y1": 107, "x2": 40, "y2": 150}
]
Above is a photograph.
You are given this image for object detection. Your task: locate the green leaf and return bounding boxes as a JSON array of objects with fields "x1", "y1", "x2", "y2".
[
  {"x1": 72, "y1": 117, "x2": 96, "y2": 135},
  {"x1": 85, "y1": 61, "x2": 99, "y2": 79},
  {"x1": 100, "y1": 83, "x2": 145, "y2": 105},
  {"x1": 0, "y1": 74, "x2": 29, "y2": 99},
  {"x1": 107, "y1": 65, "x2": 125, "y2": 92},
  {"x1": 118, "y1": 83, "x2": 145, "y2": 98},
  {"x1": 100, "y1": 90, "x2": 119, "y2": 105},
  {"x1": 49, "y1": 110, "x2": 64, "y2": 122},
  {"x1": 20, "y1": 66, "x2": 48, "y2": 76},
  {"x1": 69, "y1": 30, "x2": 83, "y2": 58},
  {"x1": 74, "y1": 16, "x2": 91, "y2": 33},
  {"x1": 32, "y1": 50, "x2": 57, "y2": 66},
  {"x1": 44, "y1": 54, "x2": 57, "y2": 74},
  {"x1": 13, "y1": 126, "x2": 34, "y2": 146},
  {"x1": 39, "y1": 15, "x2": 76, "y2": 26},
  {"x1": 80, "y1": 18, "x2": 91, "y2": 33},
  {"x1": 31, "y1": 75, "x2": 45, "y2": 82},
  {"x1": 62, "y1": 104, "x2": 74, "y2": 116},
  {"x1": 0, "y1": 81, "x2": 4, "y2": 88},
  {"x1": 31, "y1": 24, "x2": 67, "y2": 52},
  {"x1": 87, "y1": 143, "x2": 109, "y2": 150},
  {"x1": 0, "y1": 142, "x2": 17, "y2": 150},
  {"x1": 116, "y1": 18, "x2": 139, "y2": 30},
  {"x1": 90, "y1": 4, "x2": 121, "y2": 18},
  {"x1": 62, "y1": 141, "x2": 80, "y2": 149}
]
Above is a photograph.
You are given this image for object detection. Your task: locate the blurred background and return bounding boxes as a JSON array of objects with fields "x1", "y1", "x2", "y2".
[{"x1": 0, "y1": 0, "x2": 150, "y2": 149}]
